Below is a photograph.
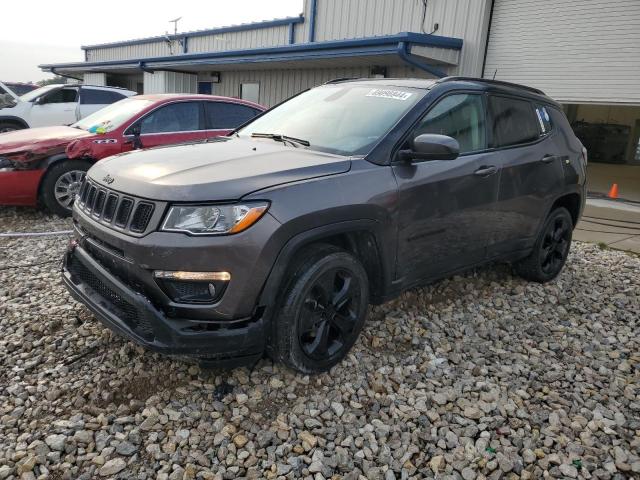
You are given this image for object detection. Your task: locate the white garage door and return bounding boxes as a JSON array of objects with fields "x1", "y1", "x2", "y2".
[{"x1": 483, "y1": 0, "x2": 640, "y2": 105}]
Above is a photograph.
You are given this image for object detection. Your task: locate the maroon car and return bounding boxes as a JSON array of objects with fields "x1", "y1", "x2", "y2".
[{"x1": 0, "y1": 94, "x2": 264, "y2": 215}]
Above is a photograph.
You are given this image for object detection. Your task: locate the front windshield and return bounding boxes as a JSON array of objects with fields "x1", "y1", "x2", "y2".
[
  {"x1": 72, "y1": 98, "x2": 155, "y2": 133},
  {"x1": 19, "y1": 85, "x2": 60, "y2": 102},
  {"x1": 238, "y1": 84, "x2": 425, "y2": 156}
]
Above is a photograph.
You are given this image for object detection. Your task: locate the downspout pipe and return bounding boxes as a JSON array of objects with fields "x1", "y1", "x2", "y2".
[
  {"x1": 50, "y1": 68, "x2": 83, "y2": 82},
  {"x1": 397, "y1": 41, "x2": 447, "y2": 78},
  {"x1": 308, "y1": 0, "x2": 318, "y2": 42},
  {"x1": 138, "y1": 61, "x2": 155, "y2": 74}
]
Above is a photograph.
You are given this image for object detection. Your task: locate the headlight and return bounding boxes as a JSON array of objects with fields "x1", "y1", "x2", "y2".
[{"x1": 161, "y1": 202, "x2": 269, "y2": 235}]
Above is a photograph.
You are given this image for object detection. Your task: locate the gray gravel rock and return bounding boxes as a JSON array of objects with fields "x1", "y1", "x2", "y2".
[{"x1": 1, "y1": 207, "x2": 639, "y2": 479}]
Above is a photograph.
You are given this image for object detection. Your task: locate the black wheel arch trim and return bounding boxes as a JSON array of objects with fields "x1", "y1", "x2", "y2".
[
  {"x1": 0, "y1": 116, "x2": 29, "y2": 129},
  {"x1": 257, "y1": 219, "x2": 391, "y2": 317}
]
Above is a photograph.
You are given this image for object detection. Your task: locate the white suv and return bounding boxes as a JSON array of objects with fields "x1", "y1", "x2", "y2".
[{"x1": 0, "y1": 83, "x2": 137, "y2": 132}]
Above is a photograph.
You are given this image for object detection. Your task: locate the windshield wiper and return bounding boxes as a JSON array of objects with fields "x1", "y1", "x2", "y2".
[{"x1": 251, "y1": 132, "x2": 310, "y2": 147}]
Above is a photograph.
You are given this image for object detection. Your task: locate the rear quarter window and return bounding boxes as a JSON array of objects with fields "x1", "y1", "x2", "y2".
[
  {"x1": 488, "y1": 95, "x2": 540, "y2": 148},
  {"x1": 534, "y1": 104, "x2": 553, "y2": 134},
  {"x1": 81, "y1": 89, "x2": 127, "y2": 105},
  {"x1": 205, "y1": 102, "x2": 261, "y2": 129}
]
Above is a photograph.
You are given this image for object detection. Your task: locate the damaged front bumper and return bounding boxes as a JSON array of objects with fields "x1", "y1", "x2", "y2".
[{"x1": 61, "y1": 243, "x2": 266, "y2": 368}]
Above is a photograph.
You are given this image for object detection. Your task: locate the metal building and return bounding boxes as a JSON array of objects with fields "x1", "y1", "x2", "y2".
[
  {"x1": 40, "y1": 0, "x2": 492, "y2": 107},
  {"x1": 40, "y1": 0, "x2": 640, "y2": 199}
]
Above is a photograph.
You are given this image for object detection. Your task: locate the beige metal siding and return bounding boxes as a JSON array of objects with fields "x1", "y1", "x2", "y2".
[
  {"x1": 187, "y1": 26, "x2": 290, "y2": 53},
  {"x1": 310, "y1": 0, "x2": 492, "y2": 75},
  {"x1": 86, "y1": 25, "x2": 291, "y2": 61},
  {"x1": 213, "y1": 65, "x2": 434, "y2": 107},
  {"x1": 484, "y1": 0, "x2": 640, "y2": 104},
  {"x1": 143, "y1": 71, "x2": 197, "y2": 94},
  {"x1": 83, "y1": 72, "x2": 107, "y2": 86},
  {"x1": 86, "y1": 41, "x2": 175, "y2": 62}
]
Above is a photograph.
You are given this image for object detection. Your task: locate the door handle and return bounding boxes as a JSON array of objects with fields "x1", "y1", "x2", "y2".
[
  {"x1": 541, "y1": 154, "x2": 561, "y2": 163},
  {"x1": 474, "y1": 165, "x2": 497, "y2": 177}
]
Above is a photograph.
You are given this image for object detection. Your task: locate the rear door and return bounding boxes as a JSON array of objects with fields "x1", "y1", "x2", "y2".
[
  {"x1": 486, "y1": 95, "x2": 565, "y2": 257},
  {"x1": 29, "y1": 86, "x2": 79, "y2": 127},
  {"x1": 79, "y1": 88, "x2": 127, "y2": 119},
  {"x1": 392, "y1": 92, "x2": 502, "y2": 283},
  {"x1": 203, "y1": 101, "x2": 261, "y2": 138},
  {"x1": 124, "y1": 101, "x2": 206, "y2": 150}
]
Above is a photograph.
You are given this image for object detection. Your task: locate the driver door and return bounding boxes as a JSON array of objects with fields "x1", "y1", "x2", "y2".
[
  {"x1": 123, "y1": 101, "x2": 206, "y2": 151},
  {"x1": 29, "y1": 87, "x2": 79, "y2": 127},
  {"x1": 392, "y1": 92, "x2": 502, "y2": 284}
]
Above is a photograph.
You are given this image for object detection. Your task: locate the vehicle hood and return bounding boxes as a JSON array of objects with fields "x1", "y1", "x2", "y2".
[
  {"x1": 88, "y1": 137, "x2": 352, "y2": 201},
  {"x1": 0, "y1": 126, "x2": 93, "y2": 163}
]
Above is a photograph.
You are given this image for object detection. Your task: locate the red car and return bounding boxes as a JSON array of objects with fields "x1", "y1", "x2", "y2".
[{"x1": 0, "y1": 94, "x2": 264, "y2": 215}]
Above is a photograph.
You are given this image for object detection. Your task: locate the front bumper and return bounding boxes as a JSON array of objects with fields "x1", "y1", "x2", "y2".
[
  {"x1": 0, "y1": 168, "x2": 44, "y2": 206},
  {"x1": 62, "y1": 244, "x2": 266, "y2": 366}
]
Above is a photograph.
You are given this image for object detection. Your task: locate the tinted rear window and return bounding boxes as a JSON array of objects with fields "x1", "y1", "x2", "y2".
[
  {"x1": 205, "y1": 102, "x2": 260, "y2": 129},
  {"x1": 81, "y1": 89, "x2": 127, "y2": 105},
  {"x1": 489, "y1": 96, "x2": 540, "y2": 147}
]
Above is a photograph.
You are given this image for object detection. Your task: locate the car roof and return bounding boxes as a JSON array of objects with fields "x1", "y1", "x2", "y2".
[
  {"x1": 325, "y1": 76, "x2": 559, "y2": 106},
  {"x1": 131, "y1": 93, "x2": 265, "y2": 109}
]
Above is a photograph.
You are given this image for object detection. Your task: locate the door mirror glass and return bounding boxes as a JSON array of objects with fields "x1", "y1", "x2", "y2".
[
  {"x1": 400, "y1": 134, "x2": 460, "y2": 162},
  {"x1": 130, "y1": 123, "x2": 143, "y2": 149}
]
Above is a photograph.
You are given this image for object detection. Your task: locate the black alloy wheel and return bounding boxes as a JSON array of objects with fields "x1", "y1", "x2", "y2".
[
  {"x1": 274, "y1": 244, "x2": 369, "y2": 373},
  {"x1": 539, "y1": 215, "x2": 571, "y2": 276},
  {"x1": 299, "y1": 267, "x2": 361, "y2": 360},
  {"x1": 514, "y1": 207, "x2": 573, "y2": 283}
]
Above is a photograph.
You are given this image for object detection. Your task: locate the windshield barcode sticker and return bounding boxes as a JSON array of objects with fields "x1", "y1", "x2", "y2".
[{"x1": 366, "y1": 89, "x2": 413, "y2": 101}]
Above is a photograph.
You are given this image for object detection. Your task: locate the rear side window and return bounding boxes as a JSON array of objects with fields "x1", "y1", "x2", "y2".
[
  {"x1": 204, "y1": 102, "x2": 260, "y2": 129},
  {"x1": 138, "y1": 102, "x2": 200, "y2": 134},
  {"x1": 81, "y1": 89, "x2": 126, "y2": 105},
  {"x1": 411, "y1": 93, "x2": 487, "y2": 154},
  {"x1": 488, "y1": 96, "x2": 540, "y2": 147}
]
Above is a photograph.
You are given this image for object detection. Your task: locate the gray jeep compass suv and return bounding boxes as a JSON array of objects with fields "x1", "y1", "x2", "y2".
[{"x1": 62, "y1": 77, "x2": 587, "y2": 373}]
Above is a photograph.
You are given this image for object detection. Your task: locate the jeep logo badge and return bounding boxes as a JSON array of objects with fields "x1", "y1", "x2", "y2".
[{"x1": 103, "y1": 174, "x2": 115, "y2": 184}]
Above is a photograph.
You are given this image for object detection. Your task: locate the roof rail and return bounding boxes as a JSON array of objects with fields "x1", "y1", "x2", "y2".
[
  {"x1": 323, "y1": 77, "x2": 357, "y2": 85},
  {"x1": 82, "y1": 85, "x2": 133, "y2": 91},
  {"x1": 436, "y1": 76, "x2": 546, "y2": 95}
]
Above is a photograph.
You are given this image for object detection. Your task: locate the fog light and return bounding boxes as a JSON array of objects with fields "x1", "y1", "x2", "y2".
[{"x1": 153, "y1": 271, "x2": 230, "y2": 304}]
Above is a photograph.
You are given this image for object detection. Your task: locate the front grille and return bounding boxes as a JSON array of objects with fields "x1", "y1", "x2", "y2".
[
  {"x1": 103, "y1": 194, "x2": 118, "y2": 222},
  {"x1": 68, "y1": 254, "x2": 154, "y2": 341},
  {"x1": 130, "y1": 203, "x2": 154, "y2": 233},
  {"x1": 77, "y1": 179, "x2": 156, "y2": 235},
  {"x1": 115, "y1": 198, "x2": 134, "y2": 227},
  {"x1": 93, "y1": 190, "x2": 106, "y2": 217}
]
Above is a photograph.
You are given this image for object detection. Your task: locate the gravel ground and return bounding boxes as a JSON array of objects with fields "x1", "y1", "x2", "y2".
[{"x1": 1, "y1": 206, "x2": 639, "y2": 480}]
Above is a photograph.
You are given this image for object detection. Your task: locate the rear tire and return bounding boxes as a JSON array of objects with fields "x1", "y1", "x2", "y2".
[
  {"x1": 40, "y1": 160, "x2": 91, "y2": 217},
  {"x1": 514, "y1": 207, "x2": 573, "y2": 283},
  {"x1": 0, "y1": 121, "x2": 25, "y2": 133},
  {"x1": 273, "y1": 244, "x2": 370, "y2": 374}
]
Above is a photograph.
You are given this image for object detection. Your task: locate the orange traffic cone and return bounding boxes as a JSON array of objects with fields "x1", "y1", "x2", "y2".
[{"x1": 608, "y1": 183, "x2": 619, "y2": 199}]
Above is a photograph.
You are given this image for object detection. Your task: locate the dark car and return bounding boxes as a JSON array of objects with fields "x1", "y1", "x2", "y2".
[{"x1": 62, "y1": 77, "x2": 587, "y2": 373}]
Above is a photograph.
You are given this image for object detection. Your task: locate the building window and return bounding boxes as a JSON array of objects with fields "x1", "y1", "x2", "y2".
[
  {"x1": 198, "y1": 82, "x2": 213, "y2": 95},
  {"x1": 240, "y1": 83, "x2": 260, "y2": 104}
]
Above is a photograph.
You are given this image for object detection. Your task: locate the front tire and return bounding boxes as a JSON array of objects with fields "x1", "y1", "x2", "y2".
[
  {"x1": 40, "y1": 160, "x2": 91, "y2": 217},
  {"x1": 514, "y1": 207, "x2": 573, "y2": 283},
  {"x1": 0, "y1": 121, "x2": 25, "y2": 133},
  {"x1": 273, "y1": 244, "x2": 370, "y2": 374}
]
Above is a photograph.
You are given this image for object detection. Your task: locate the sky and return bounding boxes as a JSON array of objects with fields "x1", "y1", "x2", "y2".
[{"x1": 0, "y1": 0, "x2": 303, "y2": 83}]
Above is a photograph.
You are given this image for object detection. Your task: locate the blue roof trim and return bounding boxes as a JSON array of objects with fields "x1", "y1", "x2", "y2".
[
  {"x1": 80, "y1": 16, "x2": 305, "y2": 50},
  {"x1": 41, "y1": 33, "x2": 463, "y2": 71}
]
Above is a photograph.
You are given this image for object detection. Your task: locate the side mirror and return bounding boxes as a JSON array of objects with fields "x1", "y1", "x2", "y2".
[
  {"x1": 130, "y1": 124, "x2": 143, "y2": 150},
  {"x1": 34, "y1": 96, "x2": 45, "y2": 105},
  {"x1": 399, "y1": 134, "x2": 460, "y2": 162}
]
